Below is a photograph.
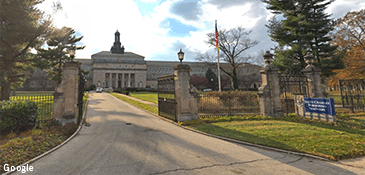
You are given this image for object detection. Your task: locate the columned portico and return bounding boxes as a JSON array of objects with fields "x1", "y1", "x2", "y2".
[
  {"x1": 91, "y1": 31, "x2": 147, "y2": 89},
  {"x1": 101, "y1": 72, "x2": 138, "y2": 89}
]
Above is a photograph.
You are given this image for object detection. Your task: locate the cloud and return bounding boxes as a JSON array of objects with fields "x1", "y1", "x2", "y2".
[
  {"x1": 326, "y1": 0, "x2": 365, "y2": 18},
  {"x1": 37, "y1": 0, "x2": 360, "y2": 64},
  {"x1": 170, "y1": 0, "x2": 203, "y2": 21},
  {"x1": 206, "y1": 0, "x2": 254, "y2": 9}
]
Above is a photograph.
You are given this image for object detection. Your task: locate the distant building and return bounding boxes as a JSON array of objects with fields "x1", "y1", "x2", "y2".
[{"x1": 67, "y1": 31, "x2": 262, "y2": 90}]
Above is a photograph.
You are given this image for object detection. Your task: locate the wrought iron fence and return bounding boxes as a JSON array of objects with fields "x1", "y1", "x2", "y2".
[
  {"x1": 158, "y1": 75, "x2": 177, "y2": 121},
  {"x1": 279, "y1": 70, "x2": 309, "y2": 114},
  {"x1": 10, "y1": 94, "x2": 54, "y2": 122},
  {"x1": 339, "y1": 79, "x2": 365, "y2": 112},
  {"x1": 77, "y1": 74, "x2": 86, "y2": 125},
  {"x1": 198, "y1": 91, "x2": 260, "y2": 116}
]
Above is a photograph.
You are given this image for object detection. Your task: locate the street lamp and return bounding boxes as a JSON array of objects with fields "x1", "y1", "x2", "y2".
[
  {"x1": 263, "y1": 51, "x2": 273, "y2": 65},
  {"x1": 178, "y1": 48, "x2": 184, "y2": 63},
  {"x1": 69, "y1": 46, "x2": 75, "y2": 62}
]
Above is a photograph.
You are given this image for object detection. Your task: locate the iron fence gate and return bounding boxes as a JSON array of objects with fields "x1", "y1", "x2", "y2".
[
  {"x1": 77, "y1": 74, "x2": 85, "y2": 125},
  {"x1": 157, "y1": 75, "x2": 177, "y2": 121},
  {"x1": 279, "y1": 70, "x2": 309, "y2": 114},
  {"x1": 339, "y1": 79, "x2": 365, "y2": 112}
]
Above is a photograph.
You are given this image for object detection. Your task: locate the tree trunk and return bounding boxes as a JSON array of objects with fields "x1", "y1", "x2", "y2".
[
  {"x1": 0, "y1": 82, "x2": 11, "y2": 101},
  {"x1": 231, "y1": 75, "x2": 239, "y2": 90},
  {"x1": 230, "y1": 68, "x2": 239, "y2": 90}
]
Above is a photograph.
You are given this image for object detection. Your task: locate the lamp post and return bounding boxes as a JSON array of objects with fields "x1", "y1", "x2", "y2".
[
  {"x1": 178, "y1": 48, "x2": 184, "y2": 63},
  {"x1": 69, "y1": 46, "x2": 75, "y2": 62},
  {"x1": 263, "y1": 51, "x2": 273, "y2": 65}
]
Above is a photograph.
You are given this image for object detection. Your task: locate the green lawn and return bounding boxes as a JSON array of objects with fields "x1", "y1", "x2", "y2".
[
  {"x1": 110, "y1": 93, "x2": 158, "y2": 115},
  {"x1": 113, "y1": 91, "x2": 365, "y2": 160},
  {"x1": 129, "y1": 92, "x2": 158, "y2": 104},
  {"x1": 182, "y1": 114, "x2": 365, "y2": 160},
  {"x1": 327, "y1": 91, "x2": 342, "y2": 105}
]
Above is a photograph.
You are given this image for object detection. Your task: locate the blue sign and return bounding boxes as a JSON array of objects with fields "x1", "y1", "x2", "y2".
[{"x1": 304, "y1": 98, "x2": 336, "y2": 115}]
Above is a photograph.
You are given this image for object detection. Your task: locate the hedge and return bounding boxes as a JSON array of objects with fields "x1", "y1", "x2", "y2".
[{"x1": 0, "y1": 100, "x2": 38, "y2": 133}]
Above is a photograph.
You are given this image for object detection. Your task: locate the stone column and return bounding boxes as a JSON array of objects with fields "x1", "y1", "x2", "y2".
[
  {"x1": 121, "y1": 73, "x2": 124, "y2": 88},
  {"x1": 301, "y1": 53, "x2": 326, "y2": 98},
  {"x1": 107, "y1": 73, "x2": 111, "y2": 88},
  {"x1": 174, "y1": 64, "x2": 198, "y2": 121},
  {"x1": 128, "y1": 73, "x2": 131, "y2": 87},
  {"x1": 53, "y1": 90, "x2": 63, "y2": 122},
  {"x1": 258, "y1": 51, "x2": 283, "y2": 117},
  {"x1": 53, "y1": 62, "x2": 79, "y2": 125}
]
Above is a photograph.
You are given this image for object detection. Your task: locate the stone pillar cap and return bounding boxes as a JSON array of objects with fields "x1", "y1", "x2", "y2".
[{"x1": 173, "y1": 64, "x2": 190, "y2": 70}]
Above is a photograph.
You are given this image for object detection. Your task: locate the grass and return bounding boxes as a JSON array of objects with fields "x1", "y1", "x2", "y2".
[
  {"x1": 0, "y1": 123, "x2": 79, "y2": 174},
  {"x1": 327, "y1": 91, "x2": 342, "y2": 105},
  {"x1": 129, "y1": 92, "x2": 158, "y2": 104},
  {"x1": 0, "y1": 92, "x2": 89, "y2": 174},
  {"x1": 111, "y1": 91, "x2": 365, "y2": 160},
  {"x1": 181, "y1": 114, "x2": 365, "y2": 160},
  {"x1": 110, "y1": 93, "x2": 158, "y2": 115}
]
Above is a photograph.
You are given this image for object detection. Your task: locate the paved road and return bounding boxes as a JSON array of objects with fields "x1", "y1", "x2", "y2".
[{"x1": 13, "y1": 92, "x2": 364, "y2": 175}]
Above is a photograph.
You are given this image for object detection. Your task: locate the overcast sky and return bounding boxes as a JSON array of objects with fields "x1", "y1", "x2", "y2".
[{"x1": 39, "y1": 0, "x2": 365, "y2": 63}]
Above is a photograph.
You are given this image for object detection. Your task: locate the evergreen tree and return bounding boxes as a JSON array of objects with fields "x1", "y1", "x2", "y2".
[
  {"x1": 36, "y1": 26, "x2": 85, "y2": 85},
  {"x1": 0, "y1": 0, "x2": 53, "y2": 100},
  {"x1": 263, "y1": 0, "x2": 339, "y2": 76},
  {"x1": 205, "y1": 68, "x2": 218, "y2": 90}
]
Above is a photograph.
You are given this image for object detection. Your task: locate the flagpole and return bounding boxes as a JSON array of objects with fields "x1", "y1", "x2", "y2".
[
  {"x1": 217, "y1": 50, "x2": 221, "y2": 92},
  {"x1": 215, "y1": 20, "x2": 222, "y2": 92}
]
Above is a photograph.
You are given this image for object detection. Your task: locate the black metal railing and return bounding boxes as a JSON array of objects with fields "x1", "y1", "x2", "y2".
[
  {"x1": 198, "y1": 91, "x2": 260, "y2": 116},
  {"x1": 157, "y1": 75, "x2": 177, "y2": 121},
  {"x1": 279, "y1": 70, "x2": 309, "y2": 114},
  {"x1": 10, "y1": 94, "x2": 54, "y2": 122},
  {"x1": 339, "y1": 79, "x2": 365, "y2": 112},
  {"x1": 77, "y1": 74, "x2": 85, "y2": 125}
]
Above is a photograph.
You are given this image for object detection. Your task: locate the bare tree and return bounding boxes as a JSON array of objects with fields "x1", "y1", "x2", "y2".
[{"x1": 196, "y1": 26, "x2": 258, "y2": 90}]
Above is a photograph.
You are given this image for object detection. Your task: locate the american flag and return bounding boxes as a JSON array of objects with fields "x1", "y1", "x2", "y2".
[{"x1": 215, "y1": 20, "x2": 219, "y2": 52}]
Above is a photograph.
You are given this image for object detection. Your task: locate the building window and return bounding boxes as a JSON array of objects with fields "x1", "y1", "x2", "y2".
[
  {"x1": 106, "y1": 64, "x2": 108, "y2": 68},
  {"x1": 125, "y1": 65, "x2": 128, "y2": 68},
  {"x1": 113, "y1": 65, "x2": 115, "y2": 68},
  {"x1": 132, "y1": 65, "x2": 134, "y2": 69}
]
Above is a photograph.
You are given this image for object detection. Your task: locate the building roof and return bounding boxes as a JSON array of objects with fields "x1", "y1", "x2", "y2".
[{"x1": 91, "y1": 51, "x2": 144, "y2": 59}]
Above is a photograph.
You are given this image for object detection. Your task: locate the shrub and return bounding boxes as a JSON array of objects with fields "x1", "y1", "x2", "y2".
[
  {"x1": 236, "y1": 91, "x2": 259, "y2": 106},
  {"x1": 204, "y1": 91, "x2": 259, "y2": 107},
  {"x1": 125, "y1": 87, "x2": 137, "y2": 92},
  {"x1": 0, "y1": 100, "x2": 38, "y2": 133},
  {"x1": 87, "y1": 84, "x2": 96, "y2": 91},
  {"x1": 113, "y1": 90, "x2": 129, "y2": 95},
  {"x1": 198, "y1": 96, "x2": 223, "y2": 113}
]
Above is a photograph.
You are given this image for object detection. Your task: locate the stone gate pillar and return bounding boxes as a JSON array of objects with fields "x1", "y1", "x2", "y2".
[
  {"x1": 174, "y1": 64, "x2": 198, "y2": 121},
  {"x1": 53, "y1": 62, "x2": 79, "y2": 125},
  {"x1": 258, "y1": 51, "x2": 283, "y2": 117},
  {"x1": 301, "y1": 53, "x2": 326, "y2": 98}
]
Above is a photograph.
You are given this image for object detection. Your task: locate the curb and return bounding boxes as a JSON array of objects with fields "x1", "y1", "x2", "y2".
[
  {"x1": 109, "y1": 93, "x2": 332, "y2": 162},
  {"x1": 3, "y1": 97, "x2": 90, "y2": 175}
]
